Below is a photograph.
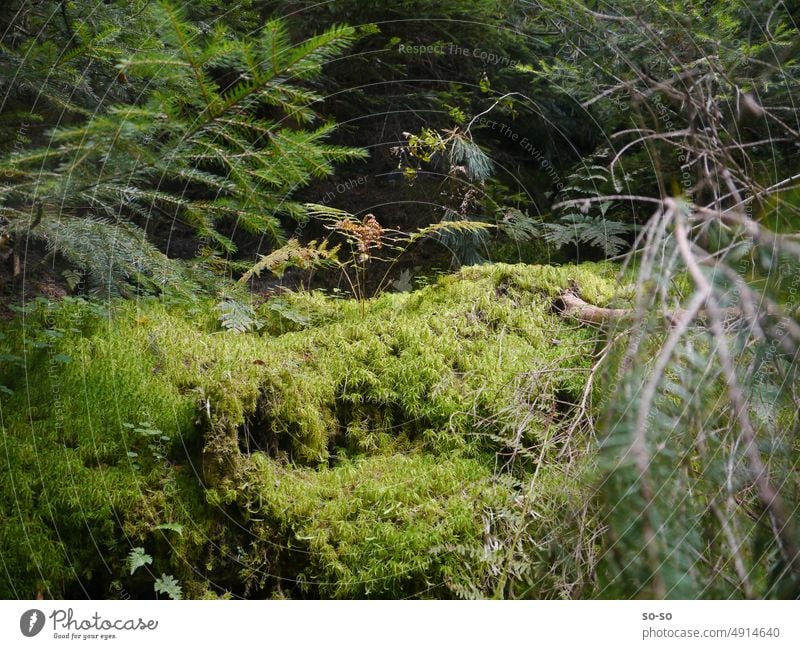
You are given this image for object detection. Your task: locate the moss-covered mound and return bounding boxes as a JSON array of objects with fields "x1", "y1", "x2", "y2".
[{"x1": 0, "y1": 263, "x2": 620, "y2": 599}]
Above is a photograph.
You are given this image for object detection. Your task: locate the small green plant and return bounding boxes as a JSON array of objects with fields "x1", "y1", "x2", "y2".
[
  {"x1": 128, "y1": 544, "x2": 183, "y2": 600},
  {"x1": 123, "y1": 421, "x2": 171, "y2": 469},
  {"x1": 154, "y1": 574, "x2": 183, "y2": 600},
  {"x1": 127, "y1": 548, "x2": 153, "y2": 575}
]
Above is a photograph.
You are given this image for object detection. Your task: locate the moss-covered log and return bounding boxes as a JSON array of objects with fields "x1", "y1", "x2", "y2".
[{"x1": 0, "y1": 263, "x2": 621, "y2": 599}]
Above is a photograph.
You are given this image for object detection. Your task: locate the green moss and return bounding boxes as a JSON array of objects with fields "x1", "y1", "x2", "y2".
[
  {"x1": 237, "y1": 452, "x2": 508, "y2": 598},
  {"x1": 0, "y1": 263, "x2": 622, "y2": 598}
]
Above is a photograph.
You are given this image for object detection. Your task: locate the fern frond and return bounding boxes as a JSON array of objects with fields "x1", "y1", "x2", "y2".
[
  {"x1": 217, "y1": 297, "x2": 261, "y2": 333},
  {"x1": 410, "y1": 218, "x2": 495, "y2": 243},
  {"x1": 238, "y1": 238, "x2": 339, "y2": 284},
  {"x1": 540, "y1": 214, "x2": 633, "y2": 256},
  {"x1": 12, "y1": 216, "x2": 197, "y2": 297}
]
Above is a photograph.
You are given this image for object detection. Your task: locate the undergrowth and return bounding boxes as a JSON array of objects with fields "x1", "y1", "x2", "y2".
[{"x1": 0, "y1": 262, "x2": 620, "y2": 598}]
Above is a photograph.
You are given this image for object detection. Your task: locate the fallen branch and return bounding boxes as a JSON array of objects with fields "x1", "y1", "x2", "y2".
[
  {"x1": 552, "y1": 289, "x2": 634, "y2": 325},
  {"x1": 553, "y1": 284, "x2": 748, "y2": 328}
]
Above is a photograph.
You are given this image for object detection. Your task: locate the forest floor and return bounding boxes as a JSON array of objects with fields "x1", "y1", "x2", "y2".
[{"x1": 0, "y1": 261, "x2": 622, "y2": 598}]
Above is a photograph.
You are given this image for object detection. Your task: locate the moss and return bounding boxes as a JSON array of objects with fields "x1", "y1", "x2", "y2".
[
  {"x1": 0, "y1": 263, "x2": 622, "y2": 598},
  {"x1": 238, "y1": 452, "x2": 508, "y2": 598}
]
